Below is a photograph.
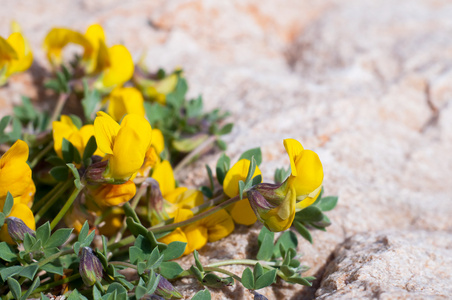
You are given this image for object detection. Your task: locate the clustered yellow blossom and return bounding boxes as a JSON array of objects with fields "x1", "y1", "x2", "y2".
[
  {"x1": 44, "y1": 24, "x2": 133, "y2": 89},
  {"x1": 0, "y1": 22, "x2": 33, "y2": 85},
  {"x1": 0, "y1": 140, "x2": 36, "y2": 244}
]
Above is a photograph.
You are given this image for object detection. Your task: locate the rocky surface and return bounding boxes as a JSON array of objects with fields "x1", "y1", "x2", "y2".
[{"x1": 2, "y1": 0, "x2": 452, "y2": 299}]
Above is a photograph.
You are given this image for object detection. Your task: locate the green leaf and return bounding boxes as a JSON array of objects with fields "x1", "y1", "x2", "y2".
[
  {"x1": 106, "y1": 283, "x2": 127, "y2": 300},
  {"x1": 239, "y1": 148, "x2": 262, "y2": 166},
  {"x1": 274, "y1": 167, "x2": 291, "y2": 184},
  {"x1": 9, "y1": 117, "x2": 22, "y2": 141},
  {"x1": 66, "y1": 163, "x2": 81, "y2": 189},
  {"x1": 293, "y1": 221, "x2": 312, "y2": 244},
  {"x1": 317, "y1": 196, "x2": 338, "y2": 212},
  {"x1": 82, "y1": 230, "x2": 96, "y2": 248},
  {"x1": 78, "y1": 221, "x2": 89, "y2": 243},
  {"x1": 0, "y1": 115, "x2": 11, "y2": 133},
  {"x1": 159, "y1": 261, "x2": 184, "y2": 279},
  {"x1": 50, "y1": 166, "x2": 69, "y2": 181},
  {"x1": 45, "y1": 228, "x2": 73, "y2": 248},
  {"x1": 190, "y1": 265, "x2": 203, "y2": 282},
  {"x1": 172, "y1": 134, "x2": 208, "y2": 153},
  {"x1": 36, "y1": 222, "x2": 51, "y2": 246},
  {"x1": 215, "y1": 153, "x2": 230, "y2": 185},
  {"x1": 216, "y1": 139, "x2": 227, "y2": 151},
  {"x1": 40, "y1": 293, "x2": 51, "y2": 300},
  {"x1": 193, "y1": 250, "x2": 204, "y2": 272},
  {"x1": 83, "y1": 136, "x2": 97, "y2": 166},
  {"x1": 0, "y1": 242, "x2": 17, "y2": 262},
  {"x1": 216, "y1": 123, "x2": 233, "y2": 135},
  {"x1": 241, "y1": 267, "x2": 254, "y2": 290},
  {"x1": 135, "y1": 285, "x2": 147, "y2": 300},
  {"x1": 144, "y1": 102, "x2": 171, "y2": 126},
  {"x1": 19, "y1": 265, "x2": 39, "y2": 280},
  {"x1": 69, "y1": 115, "x2": 82, "y2": 129},
  {"x1": 251, "y1": 174, "x2": 262, "y2": 186},
  {"x1": 3, "y1": 192, "x2": 14, "y2": 215},
  {"x1": 7, "y1": 277, "x2": 21, "y2": 300},
  {"x1": 256, "y1": 230, "x2": 274, "y2": 261},
  {"x1": 287, "y1": 276, "x2": 313, "y2": 286},
  {"x1": 192, "y1": 289, "x2": 211, "y2": 300},
  {"x1": 45, "y1": 155, "x2": 66, "y2": 166},
  {"x1": 253, "y1": 263, "x2": 263, "y2": 281},
  {"x1": 40, "y1": 262, "x2": 64, "y2": 276},
  {"x1": 0, "y1": 212, "x2": 4, "y2": 227},
  {"x1": 67, "y1": 289, "x2": 88, "y2": 300},
  {"x1": 93, "y1": 285, "x2": 102, "y2": 300},
  {"x1": 295, "y1": 206, "x2": 323, "y2": 222},
  {"x1": 273, "y1": 231, "x2": 298, "y2": 258},
  {"x1": 162, "y1": 241, "x2": 187, "y2": 261},
  {"x1": 238, "y1": 180, "x2": 245, "y2": 200},
  {"x1": 244, "y1": 157, "x2": 257, "y2": 185},
  {"x1": 186, "y1": 96, "x2": 203, "y2": 118},
  {"x1": 21, "y1": 276, "x2": 40, "y2": 300},
  {"x1": 254, "y1": 269, "x2": 277, "y2": 290},
  {"x1": 1, "y1": 266, "x2": 23, "y2": 281},
  {"x1": 81, "y1": 80, "x2": 101, "y2": 122}
]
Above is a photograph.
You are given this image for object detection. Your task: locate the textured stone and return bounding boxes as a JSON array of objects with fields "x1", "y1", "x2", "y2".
[{"x1": 1, "y1": 0, "x2": 452, "y2": 299}]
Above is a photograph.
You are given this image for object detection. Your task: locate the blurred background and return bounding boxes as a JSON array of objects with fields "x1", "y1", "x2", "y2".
[{"x1": 1, "y1": 0, "x2": 452, "y2": 299}]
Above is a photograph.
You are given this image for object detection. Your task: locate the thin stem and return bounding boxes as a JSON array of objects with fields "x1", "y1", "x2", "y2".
[
  {"x1": 150, "y1": 195, "x2": 240, "y2": 234},
  {"x1": 37, "y1": 248, "x2": 73, "y2": 267},
  {"x1": 47, "y1": 93, "x2": 69, "y2": 130},
  {"x1": 206, "y1": 259, "x2": 278, "y2": 268},
  {"x1": 50, "y1": 185, "x2": 83, "y2": 230},
  {"x1": 29, "y1": 142, "x2": 54, "y2": 169},
  {"x1": 34, "y1": 180, "x2": 73, "y2": 221},
  {"x1": 32, "y1": 273, "x2": 81, "y2": 294},
  {"x1": 191, "y1": 193, "x2": 226, "y2": 215},
  {"x1": 204, "y1": 267, "x2": 242, "y2": 282},
  {"x1": 173, "y1": 135, "x2": 217, "y2": 175},
  {"x1": 109, "y1": 261, "x2": 137, "y2": 270},
  {"x1": 108, "y1": 195, "x2": 241, "y2": 251}
]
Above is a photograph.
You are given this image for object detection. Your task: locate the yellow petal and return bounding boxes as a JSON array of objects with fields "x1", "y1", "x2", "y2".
[
  {"x1": 84, "y1": 24, "x2": 105, "y2": 52},
  {"x1": 78, "y1": 125, "x2": 103, "y2": 156},
  {"x1": 109, "y1": 115, "x2": 152, "y2": 180},
  {"x1": 260, "y1": 186, "x2": 296, "y2": 232},
  {"x1": 184, "y1": 224, "x2": 208, "y2": 253},
  {"x1": 0, "y1": 203, "x2": 35, "y2": 245},
  {"x1": 158, "y1": 228, "x2": 188, "y2": 248},
  {"x1": 0, "y1": 140, "x2": 31, "y2": 198},
  {"x1": 174, "y1": 208, "x2": 194, "y2": 223},
  {"x1": 0, "y1": 35, "x2": 18, "y2": 63},
  {"x1": 202, "y1": 209, "x2": 235, "y2": 242},
  {"x1": 107, "y1": 87, "x2": 145, "y2": 122},
  {"x1": 88, "y1": 180, "x2": 136, "y2": 207},
  {"x1": 229, "y1": 198, "x2": 257, "y2": 226},
  {"x1": 223, "y1": 159, "x2": 262, "y2": 198},
  {"x1": 288, "y1": 149, "x2": 323, "y2": 197},
  {"x1": 43, "y1": 28, "x2": 91, "y2": 65},
  {"x1": 5, "y1": 32, "x2": 33, "y2": 75},
  {"x1": 296, "y1": 185, "x2": 322, "y2": 210},
  {"x1": 52, "y1": 116, "x2": 77, "y2": 158},
  {"x1": 94, "y1": 111, "x2": 121, "y2": 155},
  {"x1": 13, "y1": 179, "x2": 35, "y2": 208},
  {"x1": 151, "y1": 129, "x2": 165, "y2": 154},
  {"x1": 175, "y1": 190, "x2": 204, "y2": 210},
  {"x1": 151, "y1": 160, "x2": 175, "y2": 197},
  {"x1": 101, "y1": 45, "x2": 134, "y2": 88},
  {"x1": 283, "y1": 139, "x2": 304, "y2": 177}
]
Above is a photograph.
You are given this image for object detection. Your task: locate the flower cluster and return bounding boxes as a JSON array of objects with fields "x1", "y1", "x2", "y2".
[{"x1": 0, "y1": 22, "x2": 337, "y2": 299}]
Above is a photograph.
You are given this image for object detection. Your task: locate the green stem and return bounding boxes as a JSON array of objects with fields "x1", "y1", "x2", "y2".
[
  {"x1": 204, "y1": 267, "x2": 242, "y2": 282},
  {"x1": 29, "y1": 142, "x2": 54, "y2": 169},
  {"x1": 206, "y1": 259, "x2": 278, "y2": 268},
  {"x1": 173, "y1": 135, "x2": 217, "y2": 175},
  {"x1": 150, "y1": 195, "x2": 240, "y2": 234},
  {"x1": 107, "y1": 195, "x2": 239, "y2": 252},
  {"x1": 109, "y1": 261, "x2": 137, "y2": 269},
  {"x1": 32, "y1": 273, "x2": 81, "y2": 294},
  {"x1": 37, "y1": 248, "x2": 74, "y2": 267},
  {"x1": 191, "y1": 193, "x2": 226, "y2": 215},
  {"x1": 34, "y1": 180, "x2": 73, "y2": 221},
  {"x1": 108, "y1": 195, "x2": 240, "y2": 251},
  {"x1": 47, "y1": 93, "x2": 69, "y2": 130},
  {"x1": 50, "y1": 185, "x2": 83, "y2": 230}
]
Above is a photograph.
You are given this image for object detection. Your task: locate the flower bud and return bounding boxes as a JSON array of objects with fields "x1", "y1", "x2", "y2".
[
  {"x1": 252, "y1": 291, "x2": 268, "y2": 300},
  {"x1": 147, "y1": 178, "x2": 164, "y2": 216},
  {"x1": 6, "y1": 217, "x2": 35, "y2": 243},
  {"x1": 84, "y1": 160, "x2": 115, "y2": 185},
  {"x1": 79, "y1": 247, "x2": 103, "y2": 286},
  {"x1": 247, "y1": 183, "x2": 296, "y2": 232},
  {"x1": 155, "y1": 275, "x2": 182, "y2": 299}
]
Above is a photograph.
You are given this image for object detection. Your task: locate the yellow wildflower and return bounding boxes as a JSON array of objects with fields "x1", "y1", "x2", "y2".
[
  {"x1": 52, "y1": 115, "x2": 102, "y2": 160},
  {"x1": 105, "y1": 87, "x2": 145, "y2": 122},
  {"x1": 0, "y1": 203, "x2": 35, "y2": 245},
  {"x1": 94, "y1": 112, "x2": 152, "y2": 181},
  {"x1": 0, "y1": 24, "x2": 33, "y2": 85},
  {"x1": 150, "y1": 160, "x2": 186, "y2": 203},
  {"x1": 223, "y1": 159, "x2": 262, "y2": 226},
  {"x1": 98, "y1": 207, "x2": 124, "y2": 236},
  {"x1": 249, "y1": 139, "x2": 323, "y2": 232},
  {"x1": 87, "y1": 180, "x2": 136, "y2": 207},
  {"x1": 0, "y1": 140, "x2": 32, "y2": 208}
]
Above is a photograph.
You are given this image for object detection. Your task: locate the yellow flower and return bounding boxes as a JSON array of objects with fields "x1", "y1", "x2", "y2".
[
  {"x1": 43, "y1": 24, "x2": 133, "y2": 89},
  {"x1": 223, "y1": 159, "x2": 261, "y2": 226},
  {"x1": 64, "y1": 204, "x2": 93, "y2": 234},
  {"x1": 0, "y1": 24, "x2": 33, "y2": 85},
  {"x1": 94, "y1": 112, "x2": 152, "y2": 181},
  {"x1": 151, "y1": 160, "x2": 186, "y2": 202},
  {"x1": 87, "y1": 180, "x2": 137, "y2": 207},
  {"x1": 105, "y1": 87, "x2": 145, "y2": 122},
  {"x1": 14, "y1": 179, "x2": 36, "y2": 208},
  {"x1": 0, "y1": 140, "x2": 32, "y2": 207},
  {"x1": 0, "y1": 203, "x2": 35, "y2": 245},
  {"x1": 98, "y1": 207, "x2": 124, "y2": 236},
  {"x1": 141, "y1": 74, "x2": 178, "y2": 105},
  {"x1": 249, "y1": 139, "x2": 323, "y2": 232},
  {"x1": 159, "y1": 208, "x2": 234, "y2": 256},
  {"x1": 53, "y1": 115, "x2": 102, "y2": 161}
]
